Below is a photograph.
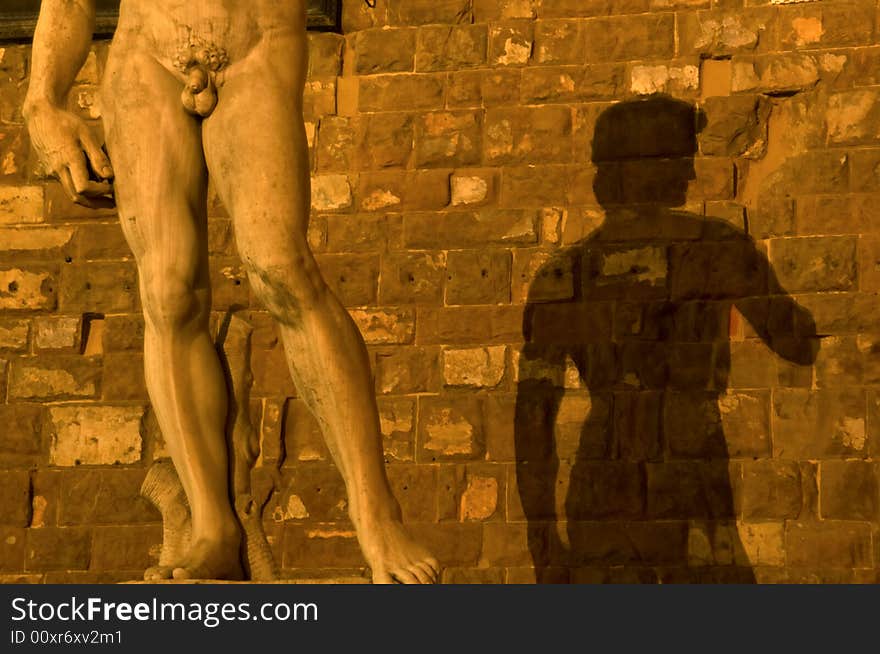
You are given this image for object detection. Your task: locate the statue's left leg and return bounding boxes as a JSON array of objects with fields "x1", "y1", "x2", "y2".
[{"x1": 202, "y1": 33, "x2": 439, "y2": 584}]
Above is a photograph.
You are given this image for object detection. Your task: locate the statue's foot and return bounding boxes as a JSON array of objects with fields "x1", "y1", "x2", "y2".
[
  {"x1": 171, "y1": 536, "x2": 244, "y2": 581},
  {"x1": 359, "y1": 517, "x2": 440, "y2": 584}
]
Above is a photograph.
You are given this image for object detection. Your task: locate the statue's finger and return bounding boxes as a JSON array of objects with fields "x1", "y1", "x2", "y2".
[
  {"x1": 79, "y1": 128, "x2": 114, "y2": 179},
  {"x1": 67, "y1": 151, "x2": 92, "y2": 194}
]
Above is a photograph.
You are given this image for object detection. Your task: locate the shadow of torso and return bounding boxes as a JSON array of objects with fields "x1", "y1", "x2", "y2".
[{"x1": 515, "y1": 208, "x2": 817, "y2": 583}]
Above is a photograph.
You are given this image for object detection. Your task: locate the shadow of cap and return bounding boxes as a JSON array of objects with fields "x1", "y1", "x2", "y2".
[{"x1": 592, "y1": 94, "x2": 707, "y2": 163}]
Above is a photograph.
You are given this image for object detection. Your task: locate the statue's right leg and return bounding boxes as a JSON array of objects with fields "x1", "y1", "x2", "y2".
[{"x1": 100, "y1": 45, "x2": 242, "y2": 581}]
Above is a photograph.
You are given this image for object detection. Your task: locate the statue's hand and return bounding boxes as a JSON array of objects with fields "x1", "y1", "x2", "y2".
[{"x1": 24, "y1": 101, "x2": 114, "y2": 208}]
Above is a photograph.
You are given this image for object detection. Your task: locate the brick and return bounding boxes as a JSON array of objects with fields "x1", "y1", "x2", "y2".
[
  {"x1": 325, "y1": 213, "x2": 402, "y2": 252},
  {"x1": 445, "y1": 249, "x2": 511, "y2": 305},
  {"x1": 357, "y1": 113, "x2": 414, "y2": 169},
  {"x1": 521, "y1": 64, "x2": 625, "y2": 103},
  {"x1": 646, "y1": 462, "x2": 739, "y2": 519},
  {"x1": 282, "y1": 524, "x2": 363, "y2": 568},
  {"x1": 9, "y1": 356, "x2": 101, "y2": 401},
  {"x1": 315, "y1": 253, "x2": 379, "y2": 306},
  {"x1": 404, "y1": 210, "x2": 537, "y2": 249},
  {"x1": 0, "y1": 318, "x2": 29, "y2": 351},
  {"x1": 485, "y1": 106, "x2": 572, "y2": 165},
  {"x1": 533, "y1": 19, "x2": 584, "y2": 65},
  {"x1": 0, "y1": 471, "x2": 30, "y2": 526},
  {"x1": 350, "y1": 308, "x2": 416, "y2": 345},
  {"x1": 59, "y1": 262, "x2": 138, "y2": 313},
  {"x1": 786, "y1": 521, "x2": 873, "y2": 568},
  {"x1": 316, "y1": 116, "x2": 357, "y2": 172},
  {"x1": 418, "y1": 396, "x2": 485, "y2": 461},
  {"x1": 354, "y1": 28, "x2": 416, "y2": 75},
  {"x1": 102, "y1": 352, "x2": 148, "y2": 401},
  {"x1": 474, "y1": 0, "x2": 537, "y2": 21},
  {"x1": 773, "y1": 388, "x2": 867, "y2": 458},
  {"x1": 359, "y1": 74, "x2": 445, "y2": 112},
  {"x1": 25, "y1": 527, "x2": 91, "y2": 571},
  {"x1": 0, "y1": 404, "x2": 43, "y2": 466},
  {"x1": 91, "y1": 525, "x2": 162, "y2": 571},
  {"x1": 374, "y1": 346, "x2": 441, "y2": 394},
  {"x1": 443, "y1": 346, "x2": 507, "y2": 388},
  {"x1": 307, "y1": 33, "x2": 344, "y2": 77},
  {"x1": 770, "y1": 236, "x2": 857, "y2": 293},
  {"x1": 741, "y1": 460, "x2": 801, "y2": 520},
  {"x1": 0, "y1": 266, "x2": 58, "y2": 311},
  {"x1": 378, "y1": 397, "x2": 416, "y2": 462},
  {"x1": 311, "y1": 174, "x2": 352, "y2": 211},
  {"x1": 450, "y1": 169, "x2": 498, "y2": 207},
  {"x1": 0, "y1": 226, "x2": 74, "y2": 259},
  {"x1": 414, "y1": 111, "x2": 482, "y2": 168},
  {"x1": 387, "y1": 464, "x2": 437, "y2": 522},
  {"x1": 103, "y1": 314, "x2": 144, "y2": 351},
  {"x1": 665, "y1": 391, "x2": 771, "y2": 459},
  {"x1": 0, "y1": 527, "x2": 25, "y2": 572},
  {"x1": 488, "y1": 21, "x2": 534, "y2": 67},
  {"x1": 33, "y1": 316, "x2": 80, "y2": 350},
  {"x1": 58, "y1": 468, "x2": 157, "y2": 525},
  {"x1": 356, "y1": 171, "x2": 450, "y2": 212},
  {"x1": 416, "y1": 25, "x2": 487, "y2": 72},
  {"x1": 679, "y1": 9, "x2": 777, "y2": 57},
  {"x1": 0, "y1": 186, "x2": 43, "y2": 225},
  {"x1": 820, "y1": 460, "x2": 878, "y2": 520},
  {"x1": 47, "y1": 405, "x2": 144, "y2": 466},
  {"x1": 778, "y1": 1, "x2": 875, "y2": 50},
  {"x1": 699, "y1": 95, "x2": 770, "y2": 158},
  {"x1": 389, "y1": 0, "x2": 473, "y2": 26},
  {"x1": 583, "y1": 14, "x2": 675, "y2": 63}
]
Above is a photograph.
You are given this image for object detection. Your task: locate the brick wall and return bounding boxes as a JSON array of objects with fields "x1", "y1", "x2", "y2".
[{"x1": 2, "y1": 0, "x2": 880, "y2": 583}]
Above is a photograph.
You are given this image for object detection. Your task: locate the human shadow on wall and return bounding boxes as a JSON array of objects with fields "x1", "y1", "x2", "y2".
[{"x1": 514, "y1": 96, "x2": 819, "y2": 583}]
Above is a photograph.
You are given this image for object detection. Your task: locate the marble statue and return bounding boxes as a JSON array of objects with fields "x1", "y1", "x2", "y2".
[{"x1": 24, "y1": 0, "x2": 439, "y2": 584}]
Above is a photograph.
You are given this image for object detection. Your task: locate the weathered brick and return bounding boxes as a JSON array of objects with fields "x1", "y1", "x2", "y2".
[
  {"x1": 533, "y1": 19, "x2": 584, "y2": 65},
  {"x1": 583, "y1": 14, "x2": 675, "y2": 63},
  {"x1": 0, "y1": 186, "x2": 43, "y2": 225},
  {"x1": 0, "y1": 266, "x2": 58, "y2": 311},
  {"x1": 0, "y1": 404, "x2": 43, "y2": 466},
  {"x1": 354, "y1": 28, "x2": 416, "y2": 75},
  {"x1": 416, "y1": 25, "x2": 487, "y2": 72},
  {"x1": 404, "y1": 210, "x2": 537, "y2": 249},
  {"x1": 359, "y1": 74, "x2": 445, "y2": 112},
  {"x1": 58, "y1": 468, "x2": 156, "y2": 525},
  {"x1": 418, "y1": 396, "x2": 485, "y2": 461},
  {"x1": 786, "y1": 521, "x2": 873, "y2": 568},
  {"x1": 484, "y1": 106, "x2": 573, "y2": 165},
  {"x1": 350, "y1": 307, "x2": 416, "y2": 345},
  {"x1": 820, "y1": 460, "x2": 878, "y2": 520},
  {"x1": 25, "y1": 527, "x2": 91, "y2": 571},
  {"x1": 770, "y1": 236, "x2": 857, "y2": 293},
  {"x1": 315, "y1": 253, "x2": 379, "y2": 306},
  {"x1": 0, "y1": 471, "x2": 30, "y2": 526},
  {"x1": 374, "y1": 346, "x2": 442, "y2": 394},
  {"x1": 445, "y1": 249, "x2": 512, "y2": 305},
  {"x1": 59, "y1": 262, "x2": 138, "y2": 313},
  {"x1": 741, "y1": 460, "x2": 801, "y2": 520},
  {"x1": 91, "y1": 525, "x2": 162, "y2": 571},
  {"x1": 9, "y1": 356, "x2": 101, "y2": 401},
  {"x1": 0, "y1": 318, "x2": 29, "y2": 351},
  {"x1": 47, "y1": 405, "x2": 144, "y2": 466},
  {"x1": 488, "y1": 21, "x2": 534, "y2": 67},
  {"x1": 443, "y1": 346, "x2": 507, "y2": 388},
  {"x1": 773, "y1": 388, "x2": 867, "y2": 458},
  {"x1": 414, "y1": 111, "x2": 482, "y2": 168}
]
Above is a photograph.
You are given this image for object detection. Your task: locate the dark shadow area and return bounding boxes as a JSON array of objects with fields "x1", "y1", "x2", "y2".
[{"x1": 514, "y1": 95, "x2": 819, "y2": 583}]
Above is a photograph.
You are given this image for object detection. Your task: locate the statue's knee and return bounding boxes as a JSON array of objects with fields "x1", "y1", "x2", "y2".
[
  {"x1": 142, "y1": 275, "x2": 203, "y2": 330},
  {"x1": 245, "y1": 256, "x2": 327, "y2": 318}
]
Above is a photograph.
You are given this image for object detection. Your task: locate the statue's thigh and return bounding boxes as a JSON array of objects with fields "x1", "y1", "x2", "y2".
[{"x1": 100, "y1": 45, "x2": 209, "y2": 276}]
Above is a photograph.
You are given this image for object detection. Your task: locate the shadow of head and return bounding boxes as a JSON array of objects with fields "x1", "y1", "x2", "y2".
[{"x1": 593, "y1": 95, "x2": 708, "y2": 208}]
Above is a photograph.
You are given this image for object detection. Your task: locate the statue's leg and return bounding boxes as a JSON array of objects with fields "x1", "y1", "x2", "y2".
[
  {"x1": 202, "y1": 34, "x2": 439, "y2": 584},
  {"x1": 101, "y1": 46, "x2": 242, "y2": 581}
]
